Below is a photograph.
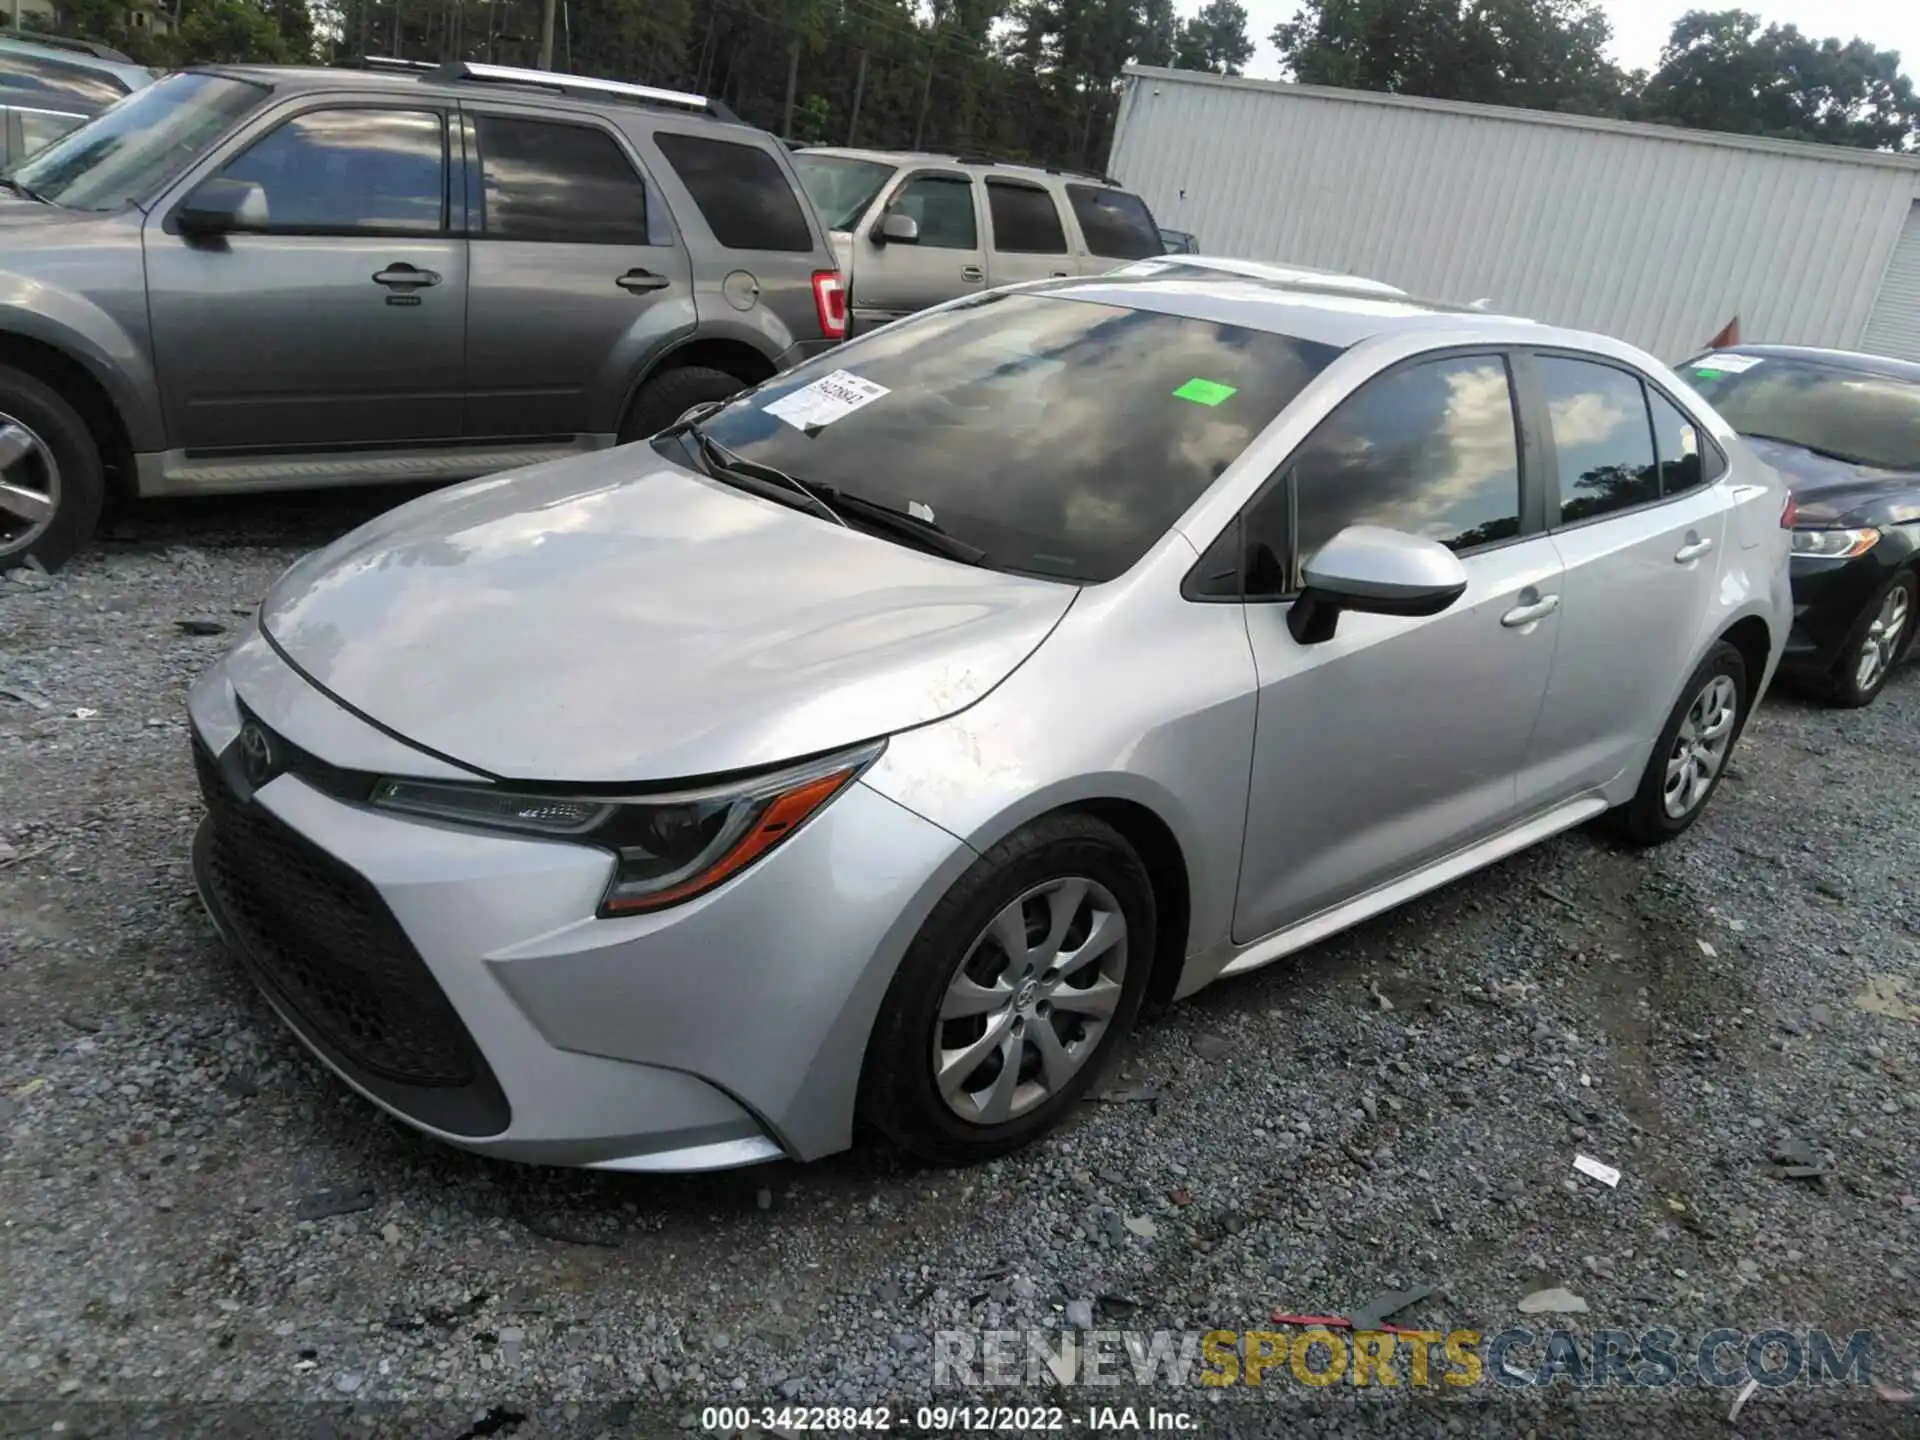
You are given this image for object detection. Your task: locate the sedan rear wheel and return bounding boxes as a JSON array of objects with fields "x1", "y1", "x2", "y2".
[
  {"x1": 861, "y1": 813, "x2": 1155, "y2": 1164},
  {"x1": 1606, "y1": 640, "x2": 1748, "y2": 846}
]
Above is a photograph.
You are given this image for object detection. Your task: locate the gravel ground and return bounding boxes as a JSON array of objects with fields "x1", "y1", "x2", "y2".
[{"x1": 3, "y1": 494, "x2": 1919, "y2": 1438}]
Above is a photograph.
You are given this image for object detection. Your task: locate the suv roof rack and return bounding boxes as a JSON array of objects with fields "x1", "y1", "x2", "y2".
[
  {"x1": 422, "y1": 60, "x2": 740, "y2": 122},
  {"x1": 355, "y1": 55, "x2": 437, "y2": 72},
  {"x1": 0, "y1": 29, "x2": 136, "y2": 62}
]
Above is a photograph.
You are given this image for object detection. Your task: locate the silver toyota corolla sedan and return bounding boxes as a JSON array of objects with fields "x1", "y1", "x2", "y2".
[{"x1": 187, "y1": 275, "x2": 1792, "y2": 1172}]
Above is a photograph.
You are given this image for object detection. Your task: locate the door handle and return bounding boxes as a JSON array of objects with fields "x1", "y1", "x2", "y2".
[
  {"x1": 1674, "y1": 536, "x2": 1715, "y2": 563},
  {"x1": 1050, "y1": 270, "x2": 1068, "y2": 277},
  {"x1": 617, "y1": 268, "x2": 671, "y2": 293},
  {"x1": 371, "y1": 264, "x2": 440, "y2": 289},
  {"x1": 1501, "y1": 594, "x2": 1560, "y2": 628},
  {"x1": 960, "y1": 264, "x2": 984, "y2": 282}
]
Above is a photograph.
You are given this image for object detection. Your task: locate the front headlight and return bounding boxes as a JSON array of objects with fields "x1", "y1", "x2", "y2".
[
  {"x1": 370, "y1": 740, "x2": 884, "y2": 916},
  {"x1": 1791, "y1": 527, "x2": 1880, "y2": 558}
]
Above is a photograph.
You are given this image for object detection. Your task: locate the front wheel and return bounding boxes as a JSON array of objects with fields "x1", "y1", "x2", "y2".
[
  {"x1": 0, "y1": 363, "x2": 105, "y2": 575},
  {"x1": 859, "y1": 813, "x2": 1156, "y2": 1165},
  {"x1": 1821, "y1": 570, "x2": 1915, "y2": 709},
  {"x1": 1605, "y1": 640, "x2": 1748, "y2": 846},
  {"x1": 617, "y1": 365, "x2": 750, "y2": 445}
]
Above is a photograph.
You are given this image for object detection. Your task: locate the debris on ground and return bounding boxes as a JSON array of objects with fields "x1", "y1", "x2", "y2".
[{"x1": 1517, "y1": 1286, "x2": 1590, "y2": 1315}]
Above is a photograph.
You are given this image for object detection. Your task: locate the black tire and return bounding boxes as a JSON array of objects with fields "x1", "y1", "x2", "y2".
[
  {"x1": 1816, "y1": 569, "x2": 1916, "y2": 710},
  {"x1": 1605, "y1": 640, "x2": 1748, "y2": 847},
  {"x1": 0, "y1": 362, "x2": 105, "y2": 575},
  {"x1": 617, "y1": 365, "x2": 751, "y2": 444},
  {"x1": 859, "y1": 813, "x2": 1157, "y2": 1165}
]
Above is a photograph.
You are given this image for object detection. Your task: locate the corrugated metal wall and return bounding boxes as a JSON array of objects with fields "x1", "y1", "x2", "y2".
[
  {"x1": 1861, "y1": 203, "x2": 1920, "y2": 361},
  {"x1": 1109, "y1": 68, "x2": 1920, "y2": 363}
]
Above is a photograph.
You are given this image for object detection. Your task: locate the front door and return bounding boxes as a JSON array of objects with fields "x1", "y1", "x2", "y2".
[
  {"x1": 145, "y1": 103, "x2": 465, "y2": 452},
  {"x1": 848, "y1": 168, "x2": 986, "y2": 331},
  {"x1": 1232, "y1": 352, "x2": 1564, "y2": 943},
  {"x1": 460, "y1": 108, "x2": 694, "y2": 441},
  {"x1": 1519, "y1": 353, "x2": 1729, "y2": 805}
]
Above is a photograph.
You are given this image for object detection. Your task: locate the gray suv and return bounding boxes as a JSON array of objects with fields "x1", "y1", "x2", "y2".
[{"x1": 0, "y1": 59, "x2": 847, "y2": 572}]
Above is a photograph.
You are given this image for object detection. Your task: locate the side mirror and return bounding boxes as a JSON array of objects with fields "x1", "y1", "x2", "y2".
[
  {"x1": 176, "y1": 177, "x2": 268, "y2": 238},
  {"x1": 874, "y1": 212, "x2": 919, "y2": 246},
  {"x1": 1287, "y1": 524, "x2": 1468, "y2": 645}
]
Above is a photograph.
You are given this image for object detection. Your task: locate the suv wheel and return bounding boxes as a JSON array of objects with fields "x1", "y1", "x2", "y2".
[
  {"x1": 618, "y1": 366, "x2": 750, "y2": 444},
  {"x1": 859, "y1": 813, "x2": 1155, "y2": 1165},
  {"x1": 0, "y1": 364, "x2": 104, "y2": 575},
  {"x1": 1605, "y1": 641, "x2": 1748, "y2": 846}
]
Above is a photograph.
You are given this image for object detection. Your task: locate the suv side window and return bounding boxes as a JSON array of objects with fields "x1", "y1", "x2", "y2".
[
  {"x1": 651, "y1": 131, "x2": 812, "y2": 251},
  {"x1": 1650, "y1": 388, "x2": 1708, "y2": 496},
  {"x1": 1538, "y1": 355, "x2": 1659, "y2": 524},
  {"x1": 15, "y1": 105, "x2": 86, "y2": 156},
  {"x1": 0, "y1": 51, "x2": 126, "y2": 107},
  {"x1": 889, "y1": 174, "x2": 977, "y2": 249},
  {"x1": 472, "y1": 114, "x2": 647, "y2": 244},
  {"x1": 1290, "y1": 354, "x2": 1523, "y2": 587},
  {"x1": 1065, "y1": 184, "x2": 1161, "y2": 260},
  {"x1": 214, "y1": 107, "x2": 446, "y2": 233},
  {"x1": 986, "y1": 179, "x2": 1067, "y2": 254}
]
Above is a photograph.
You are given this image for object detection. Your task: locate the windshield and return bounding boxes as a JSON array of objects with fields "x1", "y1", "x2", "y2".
[
  {"x1": 793, "y1": 153, "x2": 893, "y2": 231},
  {"x1": 1686, "y1": 353, "x2": 1920, "y2": 472},
  {"x1": 686, "y1": 291, "x2": 1343, "y2": 582},
  {"x1": 8, "y1": 71, "x2": 266, "y2": 211}
]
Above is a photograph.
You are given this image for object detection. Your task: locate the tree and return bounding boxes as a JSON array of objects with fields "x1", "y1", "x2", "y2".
[
  {"x1": 1174, "y1": 0, "x2": 1253, "y2": 76},
  {"x1": 1640, "y1": 9, "x2": 1920, "y2": 151}
]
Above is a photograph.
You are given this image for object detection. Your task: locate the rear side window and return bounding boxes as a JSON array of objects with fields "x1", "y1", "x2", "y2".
[
  {"x1": 16, "y1": 105, "x2": 85, "y2": 157},
  {"x1": 1651, "y1": 390, "x2": 1707, "y2": 496},
  {"x1": 0, "y1": 50, "x2": 126, "y2": 106},
  {"x1": 216, "y1": 107, "x2": 446, "y2": 234},
  {"x1": 986, "y1": 180, "x2": 1067, "y2": 254},
  {"x1": 1066, "y1": 184, "x2": 1161, "y2": 260},
  {"x1": 473, "y1": 115, "x2": 647, "y2": 243},
  {"x1": 652, "y1": 131, "x2": 812, "y2": 252},
  {"x1": 1291, "y1": 354, "x2": 1522, "y2": 580},
  {"x1": 1539, "y1": 356, "x2": 1659, "y2": 523}
]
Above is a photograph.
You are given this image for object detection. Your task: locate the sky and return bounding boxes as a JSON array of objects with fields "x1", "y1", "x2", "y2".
[{"x1": 1235, "y1": 0, "x2": 1920, "y2": 85}]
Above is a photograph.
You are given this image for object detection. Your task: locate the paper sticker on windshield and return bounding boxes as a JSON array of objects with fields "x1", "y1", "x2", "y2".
[
  {"x1": 1693, "y1": 354, "x2": 1761, "y2": 376},
  {"x1": 763, "y1": 370, "x2": 889, "y2": 431},
  {"x1": 1174, "y1": 377, "x2": 1237, "y2": 406}
]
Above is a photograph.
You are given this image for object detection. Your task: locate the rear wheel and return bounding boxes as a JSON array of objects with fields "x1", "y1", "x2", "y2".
[
  {"x1": 0, "y1": 364, "x2": 104, "y2": 575},
  {"x1": 1606, "y1": 641, "x2": 1748, "y2": 846},
  {"x1": 1820, "y1": 570, "x2": 1915, "y2": 709},
  {"x1": 860, "y1": 813, "x2": 1155, "y2": 1165},
  {"x1": 617, "y1": 365, "x2": 751, "y2": 444}
]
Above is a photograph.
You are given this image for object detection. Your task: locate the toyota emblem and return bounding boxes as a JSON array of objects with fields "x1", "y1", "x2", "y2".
[{"x1": 236, "y1": 721, "x2": 278, "y2": 788}]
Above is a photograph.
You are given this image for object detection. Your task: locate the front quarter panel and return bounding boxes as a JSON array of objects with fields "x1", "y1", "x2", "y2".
[{"x1": 860, "y1": 539, "x2": 1259, "y2": 979}]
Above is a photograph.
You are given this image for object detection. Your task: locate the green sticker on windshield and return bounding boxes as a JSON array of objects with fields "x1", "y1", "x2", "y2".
[
  {"x1": 1692, "y1": 366, "x2": 1726, "y2": 377},
  {"x1": 1173, "y1": 377, "x2": 1237, "y2": 406}
]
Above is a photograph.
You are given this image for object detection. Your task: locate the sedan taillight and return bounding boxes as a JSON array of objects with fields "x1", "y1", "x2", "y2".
[{"x1": 812, "y1": 270, "x2": 847, "y2": 341}]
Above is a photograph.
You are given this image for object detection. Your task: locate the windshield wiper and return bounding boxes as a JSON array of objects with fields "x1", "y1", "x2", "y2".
[
  {"x1": 689, "y1": 425, "x2": 847, "y2": 528},
  {"x1": 1742, "y1": 432, "x2": 1873, "y2": 468},
  {"x1": 0, "y1": 177, "x2": 48, "y2": 204},
  {"x1": 827, "y1": 491, "x2": 988, "y2": 565}
]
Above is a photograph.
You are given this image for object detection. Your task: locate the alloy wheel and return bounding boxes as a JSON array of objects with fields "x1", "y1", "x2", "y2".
[
  {"x1": 1853, "y1": 584, "x2": 1910, "y2": 695},
  {"x1": 0, "y1": 414, "x2": 59, "y2": 560},
  {"x1": 934, "y1": 876, "x2": 1128, "y2": 1125},
  {"x1": 1663, "y1": 673, "x2": 1739, "y2": 819}
]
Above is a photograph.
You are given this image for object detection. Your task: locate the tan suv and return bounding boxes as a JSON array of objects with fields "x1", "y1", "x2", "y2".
[{"x1": 793, "y1": 148, "x2": 1163, "y2": 335}]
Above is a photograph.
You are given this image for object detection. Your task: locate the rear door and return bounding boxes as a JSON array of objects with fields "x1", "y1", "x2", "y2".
[
  {"x1": 460, "y1": 105, "x2": 692, "y2": 441},
  {"x1": 145, "y1": 101, "x2": 466, "y2": 451},
  {"x1": 982, "y1": 177, "x2": 1074, "y2": 288},
  {"x1": 1517, "y1": 351, "x2": 1731, "y2": 806},
  {"x1": 846, "y1": 167, "x2": 986, "y2": 328},
  {"x1": 1062, "y1": 183, "x2": 1163, "y2": 274}
]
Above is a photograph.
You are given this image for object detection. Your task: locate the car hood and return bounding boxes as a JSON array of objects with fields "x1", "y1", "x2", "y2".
[
  {"x1": 1744, "y1": 435, "x2": 1920, "y2": 527},
  {"x1": 259, "y1": 448, "x2": 1078, "y2": 783}
]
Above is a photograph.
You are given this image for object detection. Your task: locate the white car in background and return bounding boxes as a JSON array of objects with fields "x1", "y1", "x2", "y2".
[{"x1": 1108, "y1": 254, "x2": 1409, "y2": 297}]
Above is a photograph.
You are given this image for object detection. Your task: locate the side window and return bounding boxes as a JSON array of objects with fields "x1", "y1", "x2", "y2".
[
  {"x1": 1065, "y1": 184, "x2": 1161, "y2": 260},
  {"x1": 16, "y1": 106, "x2": 85, "y2": 157},
  {"x1": 215, "y1": 107, "x2": 445, "y2": 234},
  {"x1": 1651, "y1": 389, "x2": 1708, "y2": 496},
  {"x1": 1539, "y1": 356, "x2": 1659, "y2": 524},
  {"x1": 1292, "y1": 354, "x2": 1523, "y2": 582},
  {"x1": 651, "y1": 131, "x2": 812, "y2": 252},
  {"x1": 0, "y1": 52, "x2": 125, "y2": 106},
  {"x1": 985, "y1": 180, "x2": 1067, "y2": 254},
  {"x1": 1241, "y1": 482, "x2": 1291, "y2": 600},
  {"x1": 472, "y1": 114, "x2": 647, "y2": 244},
  {"x1": 888, "y1": 174, "x2": 977, "y2": 250}
]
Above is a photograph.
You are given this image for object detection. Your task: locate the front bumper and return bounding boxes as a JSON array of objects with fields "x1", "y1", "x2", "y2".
[
  {"x1": 186, "y1": 630, "x2": 973, "y2": 1169},
  {"x1": 1780, "y1": 551, "x2": 1888, "y2": 675}
]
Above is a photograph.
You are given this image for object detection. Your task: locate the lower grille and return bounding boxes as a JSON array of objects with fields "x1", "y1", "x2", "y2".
[{"x1": 193, "y1": 737, "x2": 478, "y2": 1089}]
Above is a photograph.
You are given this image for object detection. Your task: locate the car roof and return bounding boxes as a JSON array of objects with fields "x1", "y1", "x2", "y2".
[
  {"x1": 1699, "y1": 344, "x2": 1920, "y2": 384},
  {"x1": 0, "y1": 35, "x2": 150, "y2": 88},
  {"x1": 797, "y1": 145, "x2": 1125, "y2": 189},
  {"x1": 1110, "y1": 254, "x2": 1409, "y2": 297}
]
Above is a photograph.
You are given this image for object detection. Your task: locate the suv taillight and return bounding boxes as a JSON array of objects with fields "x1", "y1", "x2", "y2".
[
  {"x1": 1780, "y1": 492, "x2": 1797, "y2": 529},
  {"x1": 812, "y1": 270, "x2": 847, "y2": 341}
]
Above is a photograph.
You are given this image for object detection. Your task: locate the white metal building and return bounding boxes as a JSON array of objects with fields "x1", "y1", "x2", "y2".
[{"x1": 1108, "y1": 65, "x2": 1920, "y2": 363}]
